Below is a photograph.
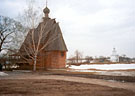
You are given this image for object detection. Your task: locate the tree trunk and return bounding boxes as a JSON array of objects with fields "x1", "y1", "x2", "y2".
[{"x1": 33, "y1": 55, "x2": 37, "y2": 71}]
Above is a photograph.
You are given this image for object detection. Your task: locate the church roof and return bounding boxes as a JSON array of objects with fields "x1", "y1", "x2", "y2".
[{"x1": 20, "y1": 7, "x2": 67, "y2": 53}]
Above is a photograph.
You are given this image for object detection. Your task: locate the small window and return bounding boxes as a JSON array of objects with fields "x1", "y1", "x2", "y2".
[{"x1": 61, "y1": 52, "x2": 64, "y2": 57}]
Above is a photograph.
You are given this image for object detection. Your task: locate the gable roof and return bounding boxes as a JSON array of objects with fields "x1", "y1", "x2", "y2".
[{"x1": 20, "y1": 18, "x2": 68, "y2": 53}]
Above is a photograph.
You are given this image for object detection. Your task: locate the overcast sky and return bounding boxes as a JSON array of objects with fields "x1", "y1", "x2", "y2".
[{"x1": 0, "y1": 0, "x2": 135, "y2": 58}]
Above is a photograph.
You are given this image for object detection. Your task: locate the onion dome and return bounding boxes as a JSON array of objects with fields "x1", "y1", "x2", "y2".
[{"x1": 43, "y1": 7, "x2": 50, "y2": 14}]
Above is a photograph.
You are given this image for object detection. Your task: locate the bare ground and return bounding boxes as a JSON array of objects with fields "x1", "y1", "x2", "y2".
[
  {"x1": 0, "y1": 79, "x2": 135, "y2": 96},
  {"x1": 0, "y1": 71, "x2": 135, "y2": 96}
]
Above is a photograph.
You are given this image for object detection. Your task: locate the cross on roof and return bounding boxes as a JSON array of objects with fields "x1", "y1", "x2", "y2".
[{"x1": 46, "y1": 0, "x2": 48, "y2": 7}]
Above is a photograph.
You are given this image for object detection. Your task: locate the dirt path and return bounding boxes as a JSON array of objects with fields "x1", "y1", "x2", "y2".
[
  {"x1": 1, "y1": 74, "x2": 135, "y2": 92},
  {"x1": 43, "y1": 75, "x2": 135, "y2": 92}
]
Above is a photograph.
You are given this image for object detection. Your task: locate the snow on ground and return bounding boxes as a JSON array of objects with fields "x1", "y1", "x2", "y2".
[
  {"x1": 69, "y1": 64, "x2": 135, "y2": 70},
  {"x1": 68, "y1": 64, "x2": 135, "y2": 76},
  {"x1": 0, "y1": 72, "x2": 8, "y2": 76}
]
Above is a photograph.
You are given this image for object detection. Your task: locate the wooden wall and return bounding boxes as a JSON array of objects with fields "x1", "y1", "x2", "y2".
[{"x1": 36, "y1": 51, "x2": 66, "y2": 69}]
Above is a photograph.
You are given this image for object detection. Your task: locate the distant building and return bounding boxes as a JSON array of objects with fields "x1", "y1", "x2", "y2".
[
  {"x1": 110, "y1": 48, "x2": 119, "y2": 62},
  {"x1": 131, "y1": 58, "x2": 135, "y2": 63},
  {"x1": 91, "y1": 57, "x2": 110, "y2": 63},
  {"x1": 119, "y1": 55, "x2": 131, "y2": 63}
]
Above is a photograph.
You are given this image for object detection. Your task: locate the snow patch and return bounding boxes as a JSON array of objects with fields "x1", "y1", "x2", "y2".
[
  {"x1": 0, "y1": 72, "x2": 8, "y2": 76},
  {"x1": 68, "y1": 64, "x2": 135, "y2": 76},
  {"x1": 69, "y1": 64, "x2": 135, "y2": 70}
]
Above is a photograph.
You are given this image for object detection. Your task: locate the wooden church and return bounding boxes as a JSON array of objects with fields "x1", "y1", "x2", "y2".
[{"x1": 19, "y1": 5, "x2": 68, "y2": 70}]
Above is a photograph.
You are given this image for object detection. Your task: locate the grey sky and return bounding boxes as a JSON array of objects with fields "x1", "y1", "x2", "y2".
[{"x1": 0, "y1": 0, "x2": 135, "y2": 57}]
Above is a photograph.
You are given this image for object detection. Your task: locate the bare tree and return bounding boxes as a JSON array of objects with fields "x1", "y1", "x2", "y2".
[
  {"x1": 0, "y1": 16, "x2": 26, "y2": 70},
  {"x1": 74, "y1": 50, "x2": 83, "y2": 63},
  {"x1": 0, "y1": 16, "x2": 22, "y2": 53},
  {"x1": 18, "y1": 0, "x2": 42, "y2": 29},
  {"x1": 16, "y1": 0, "x2": 42, "y2": 71}
]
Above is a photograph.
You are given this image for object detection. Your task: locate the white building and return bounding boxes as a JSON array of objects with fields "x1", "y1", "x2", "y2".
[{"x1": 110, "y1": 48, "x2": 119, "y2": 62}]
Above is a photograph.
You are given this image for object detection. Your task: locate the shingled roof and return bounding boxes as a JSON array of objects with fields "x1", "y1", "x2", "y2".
[{"x1": 20, "y1": 7, "x2": 67, "y2": 53}]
